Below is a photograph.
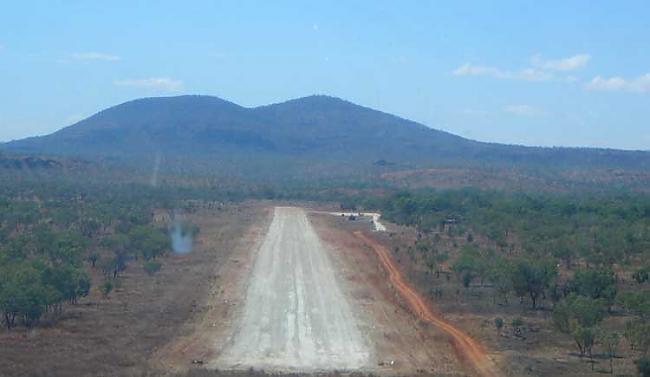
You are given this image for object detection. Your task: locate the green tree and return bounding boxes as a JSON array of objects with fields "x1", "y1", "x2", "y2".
[
  {"x1": 634, "y1": 268, "x2": 650, "y2": 284},
  {"x1": 452, "y1": 245, "x2": 483, "y2": 288},
  {"x1": 572, "y1": 325, "x2": 597, "y2": 363},
  {"x1": 488, "y1": 260, "x2": 513, "y2": 304},
  {"x1": 511, "y1": 258, "x2": 557, "y2": 309},
  {"x1": 88, "y1": 252, "x2": 99, "y2": 268},
  {"x1": 636, "y1": 356, "x2": 650, "y2": 377},
  {"x1": 553, "y1": 294, "x2": 605, "y2": 334},
  {"x1": 0, "y1": 263, "x2": 47, "y2": 329},
  {"x1": 569, "y1": 268, "x2": 617, "y2": 308},
  {"x1": 101, "y1": 280, "x2": 114, "y2": 298},
  {"x1": 620, "y1": 291, "x2": 650, "y2": 354},
  {"x1": 601, "y1": 331, "x2": 620, "y2": 374},
  {"x1": 620, "y1": 291, "x2": 650, "y2": 319},
  {"x1": 625, "y1": 320, "x2": 650, "y2": 355},
  {"x1": 494, "y1": 317, "x2": 504, "y2": 335},
  {"x1": 42, "y1": 265, "x2": 90, "y2": 304},
  {"x1": 129, "y1": 225, "x2": 169, "y2": 260},
  {"x1": 511, "y1": 317, "x2": 525, "y2": 337},
  {"x1": 435, "y1": 252, "x2": 449, "y2": 278}
]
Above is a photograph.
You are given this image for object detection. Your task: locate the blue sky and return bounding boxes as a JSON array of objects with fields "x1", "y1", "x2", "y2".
[{"x1": 1, "y1": 1, "x2": 649, "y2": 150}]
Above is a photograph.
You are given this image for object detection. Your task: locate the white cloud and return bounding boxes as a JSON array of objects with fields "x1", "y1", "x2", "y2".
[
  {"x1": 517, "y1": 67, "x2": 552, "y2": 81},
  {"x1": 585, "y1": 76, "x2": 627, "y2": 91},
  {"x1": 71, "y1": 52, "x2": 121, "y2": 61},
  {"x1": 504, "y1": 104, "x2": 544, "y2": 116},
  {"x1": 585, "y1": 73, "x2": 650, "y2": 93},
  {"x1": 634, "y1": 74, "x2": 650, "y2": 91},
  {"x1": 452, "y1": 63, "x2": 550, "y2": 81},
  {"x1": 453, "y1": 63, "x2": 503, "y2": 77},
  {"x1": 114, "y1": 77, "x2": 184, "y2": 91},
  {"x1": 532, "y1": 54, "x2": 590, "y2": 71},
  {"x1": 453, "y1": 53, "x2": 589, "y2": 83}
]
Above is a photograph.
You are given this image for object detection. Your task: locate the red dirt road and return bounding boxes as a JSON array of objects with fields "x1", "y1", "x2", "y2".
[{"x1": 354, "y1": 231, "x2": 499, "y2": 377}]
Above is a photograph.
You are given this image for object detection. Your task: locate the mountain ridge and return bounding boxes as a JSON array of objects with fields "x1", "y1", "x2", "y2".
[{"x1": 3, "y1": 95, "x2": 649, "y2": 178}]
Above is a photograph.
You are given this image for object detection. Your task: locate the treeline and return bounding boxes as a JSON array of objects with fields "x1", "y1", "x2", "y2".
[{"x1": 371, "y1": 189, "x2": 650, "y2": 266}]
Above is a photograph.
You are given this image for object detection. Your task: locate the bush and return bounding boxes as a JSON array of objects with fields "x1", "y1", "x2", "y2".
[
  {"x1": 143, "y1": 261, "x2": 162, "y2": 276},
  {"x1": 88, "y1": 252, "x2": 100, "y2": 268},
  {"x1": 633, "y1": 268, "x2": 649, "y2": 284},
  {"x1": 625, "y1": 320, "x2": 650, "y2": 354},
  {"x1": 553, "y1": 294, "x2": 605, "y2": 333},
  {"x1": 101, "y1": 280, "x2": 113, "y2": 298},
  {"x1": 636, "y1": 356, "x2": 650, "y2": 377},
  {"x1": 512, "y1": 317, "x2": 525, "y2": 336},
  {"x1": 572, "y1": 325, "x2": 596, "y2": 357},
  {"x1": 494, "y1": 317, "x2": 504, "y2": 333},
  {"x1": 568, "y1": 268, "x2": 617, "y2": 307}
]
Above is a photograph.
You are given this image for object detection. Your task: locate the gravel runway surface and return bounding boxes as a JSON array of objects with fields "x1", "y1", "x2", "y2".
[{"x1": 218, "y1": 207, "x2": 370, "y2": 371}]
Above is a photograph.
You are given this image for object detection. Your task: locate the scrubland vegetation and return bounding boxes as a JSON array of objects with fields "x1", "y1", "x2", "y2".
[
  {"x1": 361, "y1": 189, "x2": 650, "y2": 375},
  {"x1": 0, "y1": 176, "x2": 182, "y2": 330},
  {"x1": 2, "y1": 160, "x2": 650, "y2": 376}
]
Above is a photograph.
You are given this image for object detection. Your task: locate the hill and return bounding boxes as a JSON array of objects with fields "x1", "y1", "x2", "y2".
[{"x1": 3, "y1": 95, "x2": 650, "y2": 186}]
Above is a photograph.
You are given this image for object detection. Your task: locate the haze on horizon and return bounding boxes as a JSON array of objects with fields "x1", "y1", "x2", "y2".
[{"x1": 1, "y1": 1, "x2": 649, "y2": 151}]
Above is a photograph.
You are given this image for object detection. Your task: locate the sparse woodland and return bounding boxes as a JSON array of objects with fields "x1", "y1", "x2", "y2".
[
  {"x1": 0, "y1": 175, "x2": 190, "y2": 330},
  {"x1": 2, "y1": 164, "x2": 650, "y2": 375},
  {"x1": 366, "y1": 189, "x2": 650, "y2": 374}
]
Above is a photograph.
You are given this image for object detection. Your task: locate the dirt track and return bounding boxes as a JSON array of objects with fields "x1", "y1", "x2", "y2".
[
  {"x1": 218, "y1": 207, "x2": 370, "y2": 371},
  {"x1": 353, "y1": 231, "x2": 499, "y2": 377}
]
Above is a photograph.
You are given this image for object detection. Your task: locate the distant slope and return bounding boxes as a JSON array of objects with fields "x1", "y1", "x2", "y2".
[
  {"x1": 6, "y1": 96, "x2": 259, "y2": 155},
  {"x1": 0, "y1": 154, "x2": 63, "y2": 170},
  {"x1": 3, "y1": 95, "x2": 650, "y2": 179},
  {"x1": 250, "y1": 95, "x2": 476, "y2": 160}
]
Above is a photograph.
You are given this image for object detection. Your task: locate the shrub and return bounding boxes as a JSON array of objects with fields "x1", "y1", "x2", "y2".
[
  {"x1": 143, "y1": 261, "x2": 162, "y2": 276},
  {"x1": 636, "y1": 356, "x2": 650, "y2": 377},
  {"x1": 101, "y1": 280, "x2": 113, "y2": 298},
  {"x1": 494, "y1": 317, "x2": 504, "y2": 333},
  {"x1": 633, "y1": 268, "x2": 649, "y2": 284}
]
